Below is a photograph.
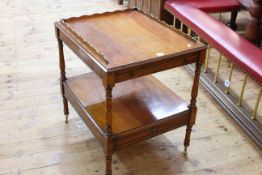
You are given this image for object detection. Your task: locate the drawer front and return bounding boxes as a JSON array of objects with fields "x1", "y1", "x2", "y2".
[
  {"x1": 114, "y1": 113, "x2": 189, "y2": 150},
  {"x1": 115, "y1": 53, "x2": 199, "y2": 83}
]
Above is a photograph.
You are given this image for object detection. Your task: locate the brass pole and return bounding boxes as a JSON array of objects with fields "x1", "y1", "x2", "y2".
[
  {"x1": 173, "y1": 17, "x2": 177, "y2": 28},
  {"x1": 149, "y1": 0, "x2": 152, "y2": 13},
  {"x1": 197, "y1": 36, "x2": 201, "y2": 42},
  {"x1": 224, "y1": 62, "x2": 234, "y2": 94},
  {"x1": 252, "y1": 86, "x2": 262, "y2": 120},
  {"x1": 180, "y1": 21, "x2": 183, "y2": 31},
  {"x1": 188, "y1": 28, "x2": 192, "y2": 36},
  {"x1": 204, "y1": 46, "x2": 211, "y2": 73},
  {"x1": 214, "y1": 54, "x2": 222, "y2": 83},
  {"x1": 237, "y1": 74, "x2": 248, "y2": 106}
]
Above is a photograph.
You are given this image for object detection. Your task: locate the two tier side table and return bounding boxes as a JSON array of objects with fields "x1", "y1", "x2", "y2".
[{"x1": 55, "y1": 9, "x2": 206, "y2": 175}]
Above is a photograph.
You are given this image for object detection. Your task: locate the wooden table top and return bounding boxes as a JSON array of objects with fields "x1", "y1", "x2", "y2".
[{"x1": 62, "y1": 9, "x2": 205, "y2": 71}]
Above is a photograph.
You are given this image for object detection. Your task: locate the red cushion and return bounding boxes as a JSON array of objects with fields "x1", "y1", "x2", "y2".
[
  {"x1": 167, "y1": 0, "x2": 240, "y2": 13},
  {"x1": 165, "y1": 1, "x2": 262, "y2": 83}
]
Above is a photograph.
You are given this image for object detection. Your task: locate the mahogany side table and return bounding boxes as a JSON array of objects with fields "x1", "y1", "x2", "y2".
[{"x1": 55, "y1": 9, "x2": 206, "y2": 175}]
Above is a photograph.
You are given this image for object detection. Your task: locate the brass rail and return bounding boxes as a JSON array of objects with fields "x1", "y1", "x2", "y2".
[
  {"x1": 204, "y1": 46, "x2": 211, "y2": 73},
  {"x1": 172, "y1": 13, "x2": 262, "y2": 149},
  {"x1": 237, "y1": 74, "x2": 248, "y2": 106},
  {"x1": 173, "y1": 17, "x2": 261, "y2": 118},
  {"x1": 224, "y1": 62, "x2": 234, "y2": 94},
  {"x1": 252, "y1": 86, "x2": 262, "y2": 120},
  {"x1": 214, "y1": 54, "x2": 222, "y2": 83},
  {"x1": 180, "y1": 22, "x2": 184, "y2": 31}
]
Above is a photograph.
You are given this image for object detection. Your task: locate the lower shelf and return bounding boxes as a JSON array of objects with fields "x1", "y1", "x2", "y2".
[{"x1": 64, "y1": 73, "x2": 190, "y2": 149}]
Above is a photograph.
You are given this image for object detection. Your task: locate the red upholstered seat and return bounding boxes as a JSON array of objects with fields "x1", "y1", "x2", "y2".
[
  {"x1": 165, "y1": 1, "x2": 262, "y2": 83},
  {"x1": 167, "y1": 0, "x2": 240, "y2": 13}
]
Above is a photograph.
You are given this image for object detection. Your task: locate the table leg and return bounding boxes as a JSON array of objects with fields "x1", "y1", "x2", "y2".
[
  {"x1": 105, "y1": 86, "x2": 113, "y2": 175},
  {"x1": 227, "y1": 11, "x2": 238, "y2": 31},
  {"x1": 184, "y1": 59, "x2": 202, "y2": 155},
  {"x1": 56, "y1": 29, "x2": 69, "y2": 123},
  {"x1": 184, "y1": 127, "x2": 192, "y2": 155},
  {"x1": 105, "y1": 154, "x2": 112, "y2": 175}
]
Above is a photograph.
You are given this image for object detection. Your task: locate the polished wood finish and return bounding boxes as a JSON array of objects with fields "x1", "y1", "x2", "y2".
[
  {"x1": 55, "y1": 27, "x2": 69, "y2": 122},
  {"x1": 55, "y1": 9, "x2": 206, "y2": 175},
  {"x1": 184, "y1": 51, "x2": 204, "y2": 153},
  {"x1": 62, "y1": 10, "x2": 201, "y2": 71},
  {"x1": 64, "y1": 73, "x2": 189, "y2": 144}
]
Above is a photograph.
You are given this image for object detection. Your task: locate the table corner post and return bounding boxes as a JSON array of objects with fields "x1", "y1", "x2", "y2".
[
  {"x1": 184, "y1": 50, "x2": 206, "y2": 155},
  {"x1": 103, "y1": 73, "x2": 116, "y2": 175},
  {"x1": 55, "y1": 27, "x2": 69, "y2": 123}
]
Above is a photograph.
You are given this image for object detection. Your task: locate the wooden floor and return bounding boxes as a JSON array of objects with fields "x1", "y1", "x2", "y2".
[{"x1": 0, "y1": 0, "x2": 261, "y2": 174}]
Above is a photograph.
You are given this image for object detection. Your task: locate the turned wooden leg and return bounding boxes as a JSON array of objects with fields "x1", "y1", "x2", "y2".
[
  {"x1": 56, "y1": 28, "x2": 69, "y2": 123},
  {"x1": 184, "y1": 51, "x2": 204, "y2": 155},
  {"x1": 227, "y1": 11, "x2": 238, "y2": 31},
  {"x1": 104, "y1": 84, "x2": 114, "y2": 175},
  {"x1": 184, "y1": 126, "x2": 192, "y2": 155},
  {"x1": 63, "y1": 97, "x2": 69, "y2": 123},
  {"x1": 105, "y1": 154, "x2": 112, "y2": 175}
]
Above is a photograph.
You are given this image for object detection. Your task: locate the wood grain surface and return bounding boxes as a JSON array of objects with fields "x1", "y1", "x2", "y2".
[
  {"x1": 63, "y1": 9, "x2": 203, "y2": 70},
  {"x1": 65, "y1": 73, "x2": 188, "y2": 134}
]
